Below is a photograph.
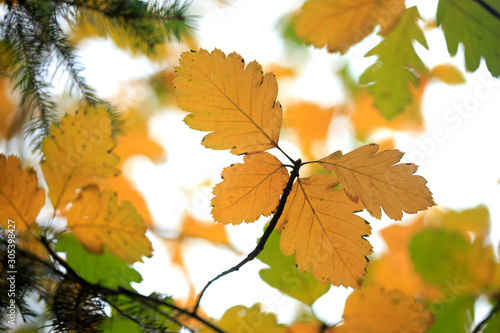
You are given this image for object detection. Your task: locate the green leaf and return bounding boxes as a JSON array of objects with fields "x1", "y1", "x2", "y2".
[
  {"x1": 55, "y1": 233, "x2": 142, "y2": 289},
  {"x1": 360, "y1": 7, "x2": 428, "y2": 119},
  {"x1": 409, "y1": 229, "x2": 495, "y2": 294},
  {"x1": 484, "y1": 303, "x2": 500, "y2": 333},
  {"x1": 437, "y1": 0, "x2": 500, "y2": 76},
  {"x1": 257, "y1": 229, "x2": 330, "y2": 306},
  {"x1": 427, "y1": 296, "x2": 475, "y2": 333},
  {"x1": 100, "y1": 317, "x2": 141, "y2": 333}
]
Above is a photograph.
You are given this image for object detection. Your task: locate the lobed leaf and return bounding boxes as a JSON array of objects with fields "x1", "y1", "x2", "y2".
[
  {"x1": 319, "y1": 144, "x2": 434, "y2": 220},
  {"x1": 175, "y1": 49, "x2": 283, "y2": 155},
  {"x1": 277, "y1": 175, "x2": 372, "y2": 289},
  {"x1": 0, "y1": 154, "x2": 45, "y2": 230},
  {"x1": 67, "y1": 187, "x2": 152, "y2": 264},
  {"x1": 437, "y1": 0, "x2": 500, "y2": 76},
  {"x1": 295, "y1": 0, "x2": 405, "y2": 53},
  {"x1": 41, "y1": 107, "x2": 120, "y2": 211},
  {"x1": 360, "y1": 7, "x2": 428, "y2": 119},
  {"x1": 212, "y1": 152, "x2": 289, "y2": 224}
]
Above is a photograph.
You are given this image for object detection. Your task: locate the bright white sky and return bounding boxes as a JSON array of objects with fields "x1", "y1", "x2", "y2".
[{"x1": 77, "y1": 0, "x2": 500, "y2": 327}]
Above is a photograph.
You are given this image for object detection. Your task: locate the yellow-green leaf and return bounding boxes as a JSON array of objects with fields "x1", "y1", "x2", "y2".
[
  {"x1": 199, "y1": 303, "x2": 286, "y2": 333},
  {"x1": 212, "y1": 152, "x2": 289, "y2": 224},
  {"x1": 0, "y1": 154, "x2": 45, "y2": 230},
  {"x1": 42, "y1": 107, "x2": 120, "y2": 211},
  {"x1": 67, "y1": 187, "x2": 152, "y2": 264},
  {"x1": 277, "y1": 175, "x2": 372, "y2": 288},
  {"x1": 175, "y1": 48, "x2": 282, "y2": 155},
  {"x1": 319, "y1": 144, "x2": 435, "y2": 220}
]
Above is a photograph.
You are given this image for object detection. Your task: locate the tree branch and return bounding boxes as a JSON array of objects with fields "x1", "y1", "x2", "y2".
[
  {"x1": 473, "y1": 0, "x2": 500, "y2": 20},
  {"x1": 40, "y1": 235, "x2": 227, "y2": 333},
  {"x1": 472, "y1": 298, "x2": 500, "y2": 333},
  {"x1": 192, "y1": 158, "x2": 302, "y2": 313}
]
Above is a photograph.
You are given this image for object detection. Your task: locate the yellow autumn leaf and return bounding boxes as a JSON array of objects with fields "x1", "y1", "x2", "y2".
[
  {"x1": 0, "y1": 78, "x2": 17, "y2": 139},
  {"x1": 319, "y1": 144, "x2": 435, "y2": 220},
  {"x1": 277, "y1": 174, "x2": 372, "y2": 288},
  {"x1": 199, "y1": 303, "x2": 286, "y2": 333},
  {"x1": 295, "y1": 0, "x2": 405, "y2": 53},
  {"x1": 175, "y1": 48, "x2": 283, "y2": 155},
  {"x1": 41, "y1": 107, "x2": 120, "y2": 211},
  {"x1": 430, "y1": 64, "x2": 466, "y2": 84},
  {"x1": 180, "y1": 214, "x2": 231, "y2": 245},
  {"x1": 0, "y1": 154, "x2": 45, "y2": 230},
  {"x1": 67, "y1": 187, "x2": 152, "y2": 263},
  {"x1": 335, "y1": 285, "x2": 433, "y2": 333},
  {"x1": 212, "y1": 152, "x2": 289, "y2": 224}
]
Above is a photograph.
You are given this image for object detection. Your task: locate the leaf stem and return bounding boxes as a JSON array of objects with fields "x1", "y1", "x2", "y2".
[
  {"x1": 472, "y1": 298, "x2": 500, "y2": 333},
  {"x1": 192, "y1": 158, "x2": 302, "y2": 314}
]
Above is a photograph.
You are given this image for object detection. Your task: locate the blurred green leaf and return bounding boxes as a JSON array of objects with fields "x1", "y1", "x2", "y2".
[
  {"x1": 56, "y1": 233, "x2": 142, "y2": 289},
  {"x1": 257, "y1": 229, "x2": 330, "y2": 306},
  {"x1": 427, "y1": 296, "x2": 475, "y2": 333},
  {"x1": 409, "y1": 229, "x2": 495, "y2": 294},
  {"x1": 360, "y1": 7, "x2": 428, "y2": 119},
  {"x1": 100, "y1": 316, "x2": 141, "y2": 333}
]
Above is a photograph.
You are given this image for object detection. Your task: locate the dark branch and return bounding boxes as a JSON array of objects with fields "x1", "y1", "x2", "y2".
[
  {"x1": 473, "y1": 0, "x2": 500, "y2": 20},
  {"x1": 472, "y1": 298, "x2": 500, "y2": 333},
  {"x1": 40, "y1": 235, "x2": 226, "y2": 333},
  {"x1": 192, "y1": 158, "x2": 302, "y2": 313}
]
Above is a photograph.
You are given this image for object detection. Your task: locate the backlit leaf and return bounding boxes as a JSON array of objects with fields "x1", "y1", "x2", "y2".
[
  {"x1": 277, "y1": 175, "x2": 372, "y2": 288},
  {"x1": 0, "y1": 154, "x2": 45, "y2": 230},
  {"x1": 295, "y1": 0, "x2": 405, "y2": 53},
  {"x1": 199, "y1": 303, "x2": 286, "y2": 333},
  {"x1": 55, "y1": 233, "x2": 142, "y2": 289},
  {"x1": 175, "y1": 48, "x2": 282, "y2": 155},
  {"x1": 67, "y1": 187, "x2": 152, "y2": 264},
  {"x1": 437, "y1": 0, "x2": 500, "y2": 76},
  {"x1": 41, "y1": 107, "x2": 120, "y2": 211},
  {"x1": 180, "y1": 214, "x2": 231, "y2": 245},
  {"x1": 212, "y1": 152, "x2": 289, "y2": 224},
  {"x1": 319, "y1": 144, "x2": 434, "y2": 220},
  {"x1": 335, "y1": 285, "x2": 433, "y2": 333},
  {"x1": 285, "y1": 102, "x2": 335, "y2": 160},
  {"x1": 257, "y1": 229, "x2": 330, "y2": 305},
  {"x1": 427, "y1": 296, "x2": 475, "y2": 333},
  {"x1": 0, "y1": 78, "x2": 17, "y2": 139},
  {"x1": 430, "y1": 64, "x2": 466, "y2": 84},
  {"x1": 410, "y1": 229, "x2": 495, "y2": 294},
  {"x1": 360, "y1": 7, "x2": 428, "y2": 119}
]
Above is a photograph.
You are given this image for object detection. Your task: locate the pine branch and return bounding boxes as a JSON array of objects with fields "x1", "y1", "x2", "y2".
[{"x1": 192, "y1": 158, "x2": 302, "y2": 314}]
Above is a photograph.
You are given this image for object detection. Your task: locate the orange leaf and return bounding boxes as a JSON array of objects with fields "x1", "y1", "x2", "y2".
[
  {"x1": 277, "y1": 175, "x2": 372, "y2": 288},
  {"x1": 319, "y1": 144, "x2": 434, "y2": 220},
  {"x1": 335, "y1": 285, "x2": 433, "y2": 333},
  {"x1": 295, "y1": 0, "x2": 405, "y2": 53},
  {"x1": 67, "y1": 187, "x2": 152, "y2": 263},
  {"x1": 175, "y1": 49, "x2": 282, "y2": 155},
  {"x1": 180, "y1": 214, "x2": 231, "y2": 245},
  {"x1": 41, "y1": 107, "x2": 120, "y2": 211},
  {"x1": 114, "y1": 109, "x2": 165, "y2": 166},
  {"x1": 285, "y1": 103, "x2": 335, "y2": 159},
  {"x1": 0, "y1": 79, "x2": 17, "y2": 139},
  {"x1": 212, "y1": 152, "x2": 289, "y2": 224},
  {"x1": 0, "y1": 154, "x2": 45, "y2": 230},
  {"x1": 106, "y1": 174, "x2": 153, "y2": 225}
]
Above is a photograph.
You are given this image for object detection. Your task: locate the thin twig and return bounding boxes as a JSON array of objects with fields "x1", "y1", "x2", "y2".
[
  {"x1": 473, "y1": 0, "x2": 500, "y2": 20},
  {"x1": 192, "y1": 158, "x2": 302, "y2": 313},
  {"x1": 472, "y1": 298, "x2": 500, "y2": 333}
]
